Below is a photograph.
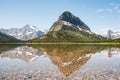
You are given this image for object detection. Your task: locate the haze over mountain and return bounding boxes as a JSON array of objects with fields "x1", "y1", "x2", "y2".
[
  {"x1": 0, "y1": 25, "x2": 44, "y2": 40},
  {"x1": 102, "y1": 30, "x2": 120, "y2": 39},
  {"x1": 30, "y1": 11, "x2": 105, "y2": 42}
]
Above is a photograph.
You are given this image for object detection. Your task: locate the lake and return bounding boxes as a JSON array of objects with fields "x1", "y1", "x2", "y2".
[{"x1": 0, "y1": 44, "x2": 120, "y2": 80}]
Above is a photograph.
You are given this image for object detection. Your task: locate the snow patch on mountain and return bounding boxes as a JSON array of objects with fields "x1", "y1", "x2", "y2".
[
  {"x1": 0, "y1": 25, "x2": 44, "y2": 40},
  {"x1": 102, "y1": 29, "x2": 120, "y2": 39},
  {"x1": 29, "y1": 25, "x2": 39, "y2": 31}
]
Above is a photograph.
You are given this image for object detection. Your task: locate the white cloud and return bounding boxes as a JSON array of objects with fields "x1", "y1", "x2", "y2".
[
  {"x1": 110, "y1": 3, "x2": 114, "y2": 6},
  {"x1": 114, "y1": 6, "x2": 119, "y2": 9},
  {"x1": 96, "y1": 3, "x2": 120, "y2": 13},
  {"x1": 106, "y1": 9, "x2": 113, "y2": 12},
  {"x1": 96, "y1": 9, "x2": 113, "y2": 13},
  {"x1": 96, "y1": 9, "x2": 104, "y2": 13},
  {"x1": 117, "y1": 9, "x2": 120, "y2": 13}
]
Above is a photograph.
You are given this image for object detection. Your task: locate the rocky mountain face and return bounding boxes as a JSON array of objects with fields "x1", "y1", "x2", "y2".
[
  {"x1": 102, "y1": 30, "x2": 120, "y2": 39},
  {"x1": 0, "y1": 25, "x2": 44, "y2": 40},
  {"x1": 31, "y1": 11, "x2": 105, "y2": 42},
  {"x1": 49, "y1": 11, "x2": 91, "y2": 33}
]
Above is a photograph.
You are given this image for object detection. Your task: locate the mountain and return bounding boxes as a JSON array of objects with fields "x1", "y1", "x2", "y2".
[
  {"x1": 49, "y1": 11, "x2": 91, "y2": 32},
  {"x1": 0, "y1": 31, "x2": 13, "y2": 39},
  {"x1": 102, "y1": 29, "x2": 120, "y2": 39},
  {"x1": 0, "y1": 25, "x2": 44, "y2": 40},
  {"x1": 0, "y1": 31, "x2": 21, "y2": 43},
  {"x1": 30, "y1": 11, "x2": 106, "y2": 43}
]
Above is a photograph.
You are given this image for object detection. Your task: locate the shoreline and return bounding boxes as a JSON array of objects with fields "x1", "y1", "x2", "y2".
[{"x1": 0, "y1": 42, "x2": 120, "y2": 45}]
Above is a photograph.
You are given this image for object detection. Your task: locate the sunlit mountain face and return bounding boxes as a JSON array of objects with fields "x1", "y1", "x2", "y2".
[
  {"x1": 30, "y1": 11, "x2": 106, "y2": 43},
  {"x1": 0, "y1": 25, "x2": 44, "y2": 40},
  {"x1": 0, "y1": 45, "x2": 120, "y2": 80}
]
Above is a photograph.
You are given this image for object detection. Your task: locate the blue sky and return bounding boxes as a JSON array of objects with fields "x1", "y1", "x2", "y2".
[{"x1": 0, "y1": 0, "x2": 120, "y2": 34}]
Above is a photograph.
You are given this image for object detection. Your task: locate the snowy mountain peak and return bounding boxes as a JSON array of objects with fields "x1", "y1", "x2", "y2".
[
  {"x1": 102, "y1": 29, "x2": 120, "y2": 39},
  {"x1": 0, "y1": 25, "x2": 44, "y2": 40},
  {"x1": 107, "y1": 29, "x2": 113, "y2": 39},
  {"x1": 24, "y1": 24, "x2": 39, "y2": 31}
]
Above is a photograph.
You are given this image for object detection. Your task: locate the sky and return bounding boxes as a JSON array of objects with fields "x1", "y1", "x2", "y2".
[{"x1": 0, "y1": 0, "x2": 120, "y2": 34}]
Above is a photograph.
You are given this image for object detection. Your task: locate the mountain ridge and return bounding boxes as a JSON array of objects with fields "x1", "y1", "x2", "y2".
[
  {"x1": 29, "y1": 11, "x2": 106, "y2": 43},
  {"x1": 49, "y1": 11, "x2": 91, "y2": 32},
  {"x1": 0, "y1": 31, "x2": 21, "y2": 43},
  {"x1": 102, "y1": 29, "x2": 120, "y2": 39},
  {"x1": 0, "y1": 25, "x2": 44, "y2": 40}
]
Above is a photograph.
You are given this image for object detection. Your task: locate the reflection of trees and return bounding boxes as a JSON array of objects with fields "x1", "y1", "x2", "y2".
[{"x1": 31, "y1": 44, "x2": 106, "y2": 76}]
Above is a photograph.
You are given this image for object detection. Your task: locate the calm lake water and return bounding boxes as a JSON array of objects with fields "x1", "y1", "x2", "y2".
[{"x1": 0, "y1": 44, "x2": 120, "y2": 80}]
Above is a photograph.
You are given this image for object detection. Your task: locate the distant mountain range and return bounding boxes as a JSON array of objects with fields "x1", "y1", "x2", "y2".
[
  {"x1": 0, "y1": 31, "x2": 14, "y2": 39},
  {"x1": 30, "y1": 11, "x2": 106, "y2": 42},
  {"x1": 0, "y1": 25, "x2": 44, "y2": 40},
  {"x1": 0, "y1": 31, "x2": 21, "y2": 43},
  {"x1": 102, "y1": 30, "x2": 120, "y2": 39},
  {"x1": 1, "y1": 11, "x2": 120, "y2": 43}
]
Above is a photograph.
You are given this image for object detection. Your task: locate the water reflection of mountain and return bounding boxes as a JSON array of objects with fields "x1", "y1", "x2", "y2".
[
  {"x1": 0, "y1": 44, "x2": 20, "y2": 53},
  {"x1": 30, "y1": 44, "x2": 106, "y2": 76},
  {"x1": 0, "y1": 46, "x2": 45, "y2": 62},
  {"x1": 102, "y1": 48, "x2": 120, "y2": 58}
]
